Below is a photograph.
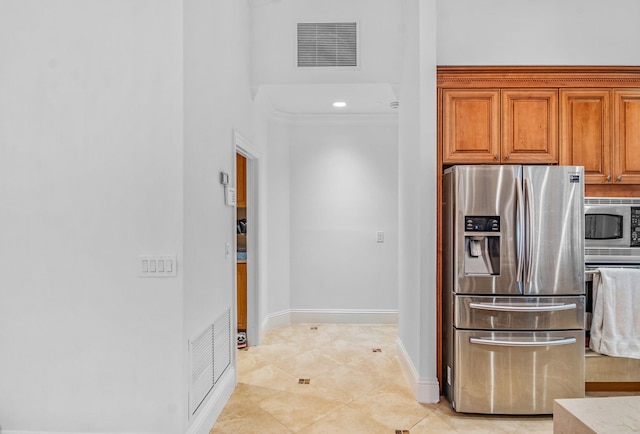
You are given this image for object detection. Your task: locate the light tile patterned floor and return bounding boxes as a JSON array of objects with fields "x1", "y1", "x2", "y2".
[{"x1": 210, "y1": 324, "x2": 554, "y2": 433}]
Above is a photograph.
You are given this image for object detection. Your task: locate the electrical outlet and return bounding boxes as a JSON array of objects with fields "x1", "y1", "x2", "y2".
[{"x1": 376, "y1": 231, "x2": 384, "y2": 243}]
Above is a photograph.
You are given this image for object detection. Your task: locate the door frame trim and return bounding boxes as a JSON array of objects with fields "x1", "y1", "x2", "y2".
[{"x1": 234, "y1": 130, "x2": 261, "y2": 347}]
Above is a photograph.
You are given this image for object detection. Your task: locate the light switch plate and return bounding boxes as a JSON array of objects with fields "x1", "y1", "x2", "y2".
[{"x1": 139, "y1": 255, "x2": 177, "y2": 277}]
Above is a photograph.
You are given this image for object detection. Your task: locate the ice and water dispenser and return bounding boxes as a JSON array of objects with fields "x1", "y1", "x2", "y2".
[{"x1": 464, "y1": 216, "x2": 501, "y2": 275}]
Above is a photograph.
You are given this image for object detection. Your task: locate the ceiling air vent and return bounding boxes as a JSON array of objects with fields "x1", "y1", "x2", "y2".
[{"x1": 297, "y1": 22, "x2": 358, "y2": 68}]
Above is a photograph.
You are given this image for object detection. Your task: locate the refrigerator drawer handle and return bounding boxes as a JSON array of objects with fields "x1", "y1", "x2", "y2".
[
  {"x1": 469, "y1": 302, "x2": 577, "y2": 312},
  {"x1": 470, "y1": 337, "x2": 577, "y2": 347}
]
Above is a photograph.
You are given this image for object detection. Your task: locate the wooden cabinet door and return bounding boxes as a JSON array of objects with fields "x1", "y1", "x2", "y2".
[
  {"x1": 236, "y1": 154, "x2": 246, "y2": 207},
  {"x1": 442, "y1": 89, "x2": 500, "y2": 164},
  {"x1": 501, "y1": 89, "x2": 558, "y2": 164},
  {"x1": 237, "y1": 262, "x2": 247, "y2": 331},
  {"x1": 613, "y1": 90, "x2": 640, "y2": 184},
  {"x1": 560, "y1": 90, "x2": 611, "y2": 184}
]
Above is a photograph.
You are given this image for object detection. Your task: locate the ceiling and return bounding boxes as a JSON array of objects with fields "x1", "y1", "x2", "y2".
[{"x1": 257, "y1": 83, "x2": 399, "y2": 115}]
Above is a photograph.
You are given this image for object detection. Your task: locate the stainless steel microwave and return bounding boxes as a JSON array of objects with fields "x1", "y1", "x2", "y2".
[{"x1": 584, "y1": 197, "x2": 640, "y2": 264}]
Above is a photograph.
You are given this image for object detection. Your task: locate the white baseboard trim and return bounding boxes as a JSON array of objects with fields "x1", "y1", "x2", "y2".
[
  {"x1": 262, "y1": 309, "x2": 291, "y2": 333},
  {"x1": 396, "y1": 337, "x2": 440, "y2": 404},
  {"x1": 0, "y1": 432, "x2": 88, "y2": 434},
  {"x1": 0, "y1": 429, "x2": 176, "y2": 434},
  {"x1": 0, "y1": 431, "x2": 58, "y2": 434},
  {"x1": 186, "y1": 367, "x2": 236, "y2": 434},
  {"x1": 290, "y1": 309, "x2": 398, "y2": 324},
  {"x1": 263, "y1": 309, "x2": 398, "y2": 331},
  {"x1": 416, "y1": 377, "x2": 441, "y2": 404}
]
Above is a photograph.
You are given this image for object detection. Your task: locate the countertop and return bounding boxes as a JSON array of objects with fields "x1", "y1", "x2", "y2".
[{"x1": 554, "y1": 396, "x2": 640, "y2": 433}]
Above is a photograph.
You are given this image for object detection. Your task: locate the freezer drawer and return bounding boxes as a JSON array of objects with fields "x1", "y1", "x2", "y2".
[
  {"x1": 451, "y1": 330, "x2": 585, "y2": 414},
  {"x1": 455, "y1": 295, "x2": 584, "y2": 331}
]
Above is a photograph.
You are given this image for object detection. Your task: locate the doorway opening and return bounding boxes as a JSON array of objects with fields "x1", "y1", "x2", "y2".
[
  {"x1": 234, "y1": 131, "x2": 261, "y2": 349},
  {"x1": 236, "y1": 153, "x2": 247, "y2": 349}
]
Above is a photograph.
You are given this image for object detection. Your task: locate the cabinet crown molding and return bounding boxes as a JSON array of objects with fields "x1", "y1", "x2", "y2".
[{"x1": 438, "y1": 66, "x2": 640, "y2": 88}]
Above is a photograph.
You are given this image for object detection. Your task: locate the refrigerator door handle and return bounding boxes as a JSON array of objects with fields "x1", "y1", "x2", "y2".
[
  {"x1": 469, "y1": 302, "x2": 577, "y2": 312},
  {"x1": 515, "y1": 178, "x2": 525, "y2": 283},
  {"x1": 524, "y1": 177, "x2": 534, "y2": 284},
  {"x1": 470, "y1": 337, "x2": 577, "y2": 347}
]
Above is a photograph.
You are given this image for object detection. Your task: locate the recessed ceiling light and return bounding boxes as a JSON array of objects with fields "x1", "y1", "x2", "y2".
[{"x1": 333, "y1": 101, "x2": 347, "y2": 108}]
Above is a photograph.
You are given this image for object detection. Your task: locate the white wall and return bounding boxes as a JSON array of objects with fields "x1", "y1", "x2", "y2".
[
  {"x1": 262, "y1": 111, "x2": 292, "y2": 318},
  {"x1": 416, "y1": 0, "x2": 439, "y2": 402},
  {"x1": 0, "y1": 1, "x2": 184, "y2": 432},
  {"x1": 0, "y1": 0, "x2": 256, "y2": 432},
  {"x1": 251, "y1": 0, "x2": 403, "y2": 326},
  {"x1": 183, "y1": 0, "x2": 252, "y2": 346},
  {"x1": 251, "y1": 0, "x2": 402, "y2": 87},
  {"x1": 288, "y1": 118, "x2": 399, "y2": 312},
  {"x1": 398, "y1": 0, "x2": 423, "y2": 387},
  {"x1": 396, "y1": 0, "x2": 439, "y2": 403},
  {"x1": 183, "y1": 0, "x2": 254, "y2": 430},
  {"x1": 437, "y1": 0, "x2": 640, "y2": 65}
]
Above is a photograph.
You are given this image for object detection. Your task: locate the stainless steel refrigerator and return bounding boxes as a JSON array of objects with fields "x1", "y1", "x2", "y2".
[{"x1": 442, "y1": 165, "x2": 585, "y2": 415}]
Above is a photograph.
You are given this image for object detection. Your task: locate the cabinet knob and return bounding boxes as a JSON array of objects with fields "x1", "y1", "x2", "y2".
[
  {"x1": 505, "y1": 154, "x2": 509, "y2": 160},
  {"x1": 494, "y1": 154, "x2": 498, "y2": 161},
  {"x1": 617, "y1": 174, "x2": 623, "y2": 182},
  {"x1": 606, "y1": 175, "x2": 611, "y2": 183}
]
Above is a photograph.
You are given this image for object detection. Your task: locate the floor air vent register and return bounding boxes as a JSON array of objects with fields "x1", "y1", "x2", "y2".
[{"x1": 188, "y1": 308, "x2": 231, "y2": 417}]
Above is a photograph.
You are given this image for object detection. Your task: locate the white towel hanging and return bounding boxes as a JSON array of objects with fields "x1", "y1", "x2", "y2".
[{"x1": 589, "y1": 268, "x2": 640, "y2": 359}]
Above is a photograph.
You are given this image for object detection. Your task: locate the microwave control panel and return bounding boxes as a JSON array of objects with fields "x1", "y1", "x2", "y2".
[{"x1": 632, "y1": 207, "x2": 640, "y2": 247}]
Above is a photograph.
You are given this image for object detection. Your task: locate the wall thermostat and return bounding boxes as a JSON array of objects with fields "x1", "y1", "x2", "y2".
[{"x1": 220, "y1": 172, "x2": 229, "y2": 185}]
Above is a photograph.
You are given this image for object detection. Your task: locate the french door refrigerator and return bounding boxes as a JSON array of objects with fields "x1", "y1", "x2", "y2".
[{"x1": 442, "y1": 165, "x2": 585, "y2": 415}]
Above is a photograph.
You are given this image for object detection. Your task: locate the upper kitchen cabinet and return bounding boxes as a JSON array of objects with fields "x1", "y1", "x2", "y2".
[
  {"x1": 613, "y1": 90, "x2": 640, "y2": 184},
  {"x1": 439, "y1": 68, "x2": 640, "y2": 178},
  {"x1": 442, "y1": 88, "x2": 558, "y2": 164},
  {"x1": 501, "y1": 89, "x2": 558, "y2": 164},
  {"x1": 560, "y1": 89, "x2": 640, "y2": 185},
  {"x1": 560, "y1": 89, "x2": 612, "y2": 184},
  {"x1": 442, "y1": 89, "x2": 500, "y2": 164}
]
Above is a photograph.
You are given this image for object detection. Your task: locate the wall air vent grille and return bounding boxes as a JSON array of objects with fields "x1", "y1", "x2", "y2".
[
  {"x1": 586, "y1": 248, "x2": 635, "y2": 257},
  {"x1": 585, "y1": 197, "x2": 640, "y2": 205},
  {"x1": 297, "y1": 22, "x2": 357, "y2": 68},
  {"x1": 213, "y1": 308, "x2": 231, "y2": 383},
  {"x1": 188, "y1": 308, "x2": 231, "y2": 417}
]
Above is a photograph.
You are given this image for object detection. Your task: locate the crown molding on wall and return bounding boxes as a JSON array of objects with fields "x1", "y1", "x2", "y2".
[{"x1": 268, "y1": 110, "x2": 399, "y2": 124}]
